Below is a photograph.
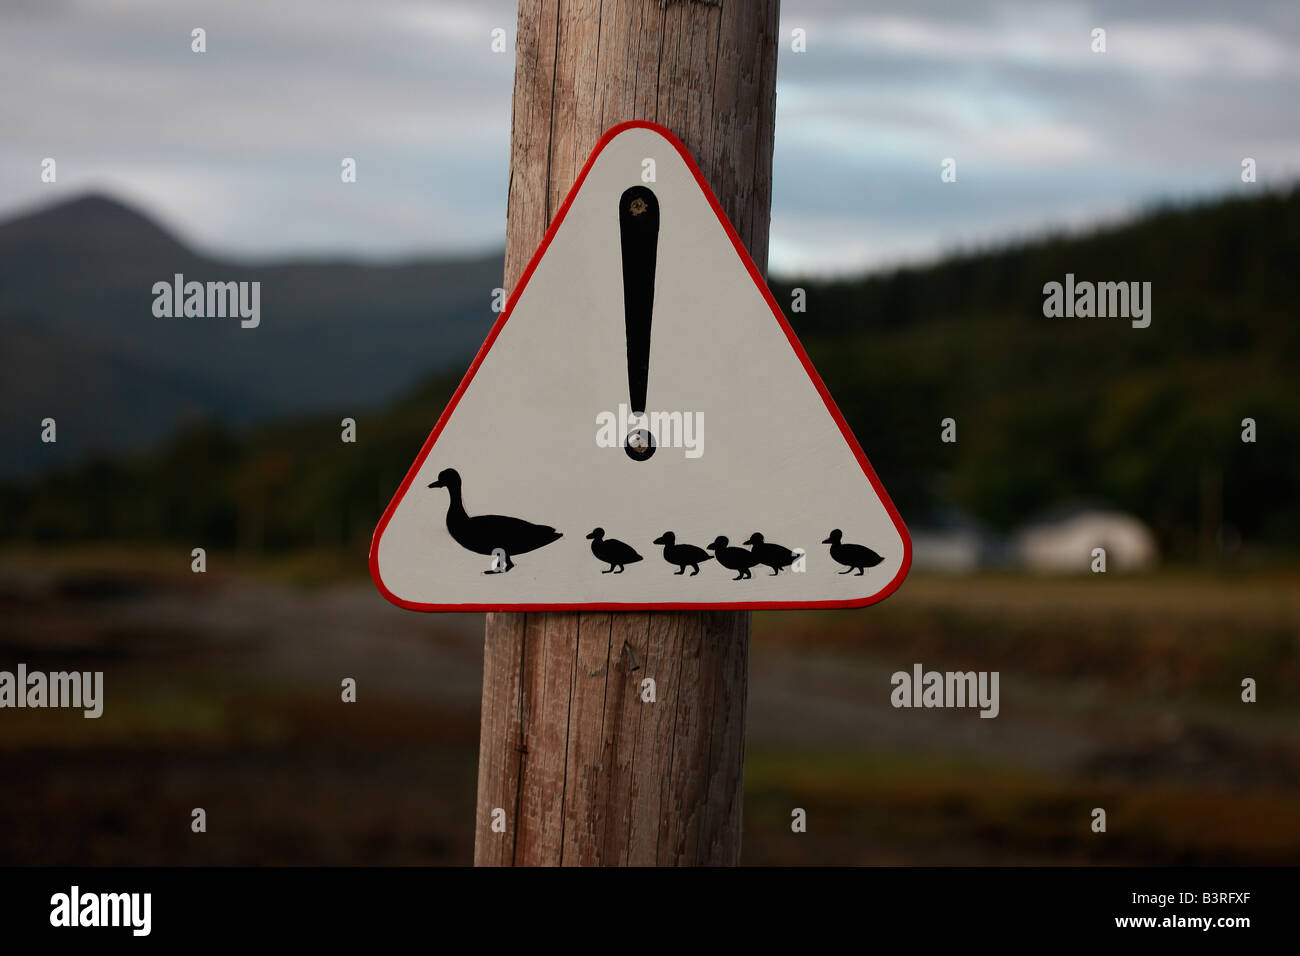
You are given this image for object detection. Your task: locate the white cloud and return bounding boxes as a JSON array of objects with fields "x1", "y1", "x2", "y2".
[
  {"x1": 1, "y1": 0, "x2": 1297, "y2": 274},
  {"x1": 811, "y1": 11, "x2": 1299, "y2": 79}
]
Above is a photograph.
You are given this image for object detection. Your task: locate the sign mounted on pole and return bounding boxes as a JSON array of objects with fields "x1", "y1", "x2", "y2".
[{"x1": 370, "y1": 122, "x2": 910, "y2": 611}]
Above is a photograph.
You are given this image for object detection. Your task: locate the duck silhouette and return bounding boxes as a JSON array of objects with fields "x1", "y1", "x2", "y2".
[
  {"x1": 821, "y1": 529, "x2": 884, "y2": 575},
  {"x1": 707, "y1": 535, "x2": 763, "y2": 580},
  {"x1": 427, "y1": 468, "x2": 561, "y2": 573},
  {"x1": 652, "y1": 532, "x2": 713, "y2": 575},
  {"x1": 586, "y1": 528, "x2": 643, "y2": 573},
  {"x1": 742, "y1": 532, "x2": 798, "y2": 575}
]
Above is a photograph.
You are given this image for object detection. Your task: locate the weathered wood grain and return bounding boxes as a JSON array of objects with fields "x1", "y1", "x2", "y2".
[{"x1": 475, "y1": 0, "x2": 779, "y2": 866}]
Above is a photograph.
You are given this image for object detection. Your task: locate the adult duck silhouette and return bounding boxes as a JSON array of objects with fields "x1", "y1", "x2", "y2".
[
  {"x1": 707, "y1": 535, "x2": 763, "y2": 580},
  {"x1": 742, "y1": 532, "x2": 798, "y2": 575},
  {"x1": 586, "y1": 528, "x2": 642, "y2": 573},
  {"x1": 652, "y1": 532, "x2": 712, "y2": 575},
  {"x1": 427, "y1": 468, "x2": 561, "y2": 573},
  {"x1": 822, "y1": 529, "x2": 884, "y2": 575}
]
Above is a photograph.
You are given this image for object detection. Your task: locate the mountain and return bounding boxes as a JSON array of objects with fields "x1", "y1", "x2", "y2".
[{"x1": 0, "y1": 194, "x2": 503, "y2": 475}]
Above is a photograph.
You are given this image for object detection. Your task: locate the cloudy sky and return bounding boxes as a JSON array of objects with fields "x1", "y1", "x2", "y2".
[{"x1": 2, "y1": 0, "x2": 1298, "y2": 276}]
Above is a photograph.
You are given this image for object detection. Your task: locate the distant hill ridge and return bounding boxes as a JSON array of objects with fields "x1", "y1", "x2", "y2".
[
  {"x1": 0, "y1": 194, "x2": 196, "y2": 260},
  {"x1": 0, "y1": 192, "x2": 503, "y2": 475}
]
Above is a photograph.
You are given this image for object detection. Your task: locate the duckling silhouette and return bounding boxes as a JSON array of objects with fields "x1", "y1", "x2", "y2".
[
  {"x1": 821, "y1": 529, "x2": 884, "y2": 575},
  {"x1": 707, "y1": 535, "x2": 763, "y2": 580},
  {"x1": 742, "y1": 532, "x2": 798, "y2": 575},
  {"x1": 652, "y1": 532, "x2": 713, "y2": 575},
  {"x1": 586, "y1": 528, "x2": 643, "y2": 573},
  {"x1": 427, "y1": 468, "x2": 561, "y2": 573}
]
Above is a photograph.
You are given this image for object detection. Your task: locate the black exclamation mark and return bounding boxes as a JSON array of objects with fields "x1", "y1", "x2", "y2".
[{"x1": 619, "y1": 185, "x2": 658, "y2": 461}]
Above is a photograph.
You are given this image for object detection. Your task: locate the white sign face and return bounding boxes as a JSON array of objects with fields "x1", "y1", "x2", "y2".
[{"x1": 371, "y1": 121, "x2": 910, "y2": 611}]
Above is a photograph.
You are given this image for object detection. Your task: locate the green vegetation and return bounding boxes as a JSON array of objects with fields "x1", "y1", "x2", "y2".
[
  {"x1": 774, "y1": 184, "x2": 1300, "y2": 554},
  {"x1": 0, "y1": 372, "x2": 460, "y2": 552}
]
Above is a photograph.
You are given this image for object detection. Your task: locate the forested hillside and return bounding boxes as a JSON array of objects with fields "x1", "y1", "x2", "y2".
[{"x1": 5, "y1": 186, "x2": 1297, "y2": 559}]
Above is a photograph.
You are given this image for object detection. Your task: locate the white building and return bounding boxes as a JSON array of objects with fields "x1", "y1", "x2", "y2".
[{"x1": 1013, "y1": 508, "x2": 1158, "y2": 573}]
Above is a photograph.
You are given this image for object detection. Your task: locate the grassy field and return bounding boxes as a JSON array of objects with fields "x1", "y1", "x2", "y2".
[{"x1": 1, "y1": 547, "x2": 1296, "y2": 864}]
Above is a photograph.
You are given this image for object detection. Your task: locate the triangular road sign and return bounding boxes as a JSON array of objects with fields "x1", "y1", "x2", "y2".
[{"x1": 371, "y1": 121, "x2": 910, "y2": 611}]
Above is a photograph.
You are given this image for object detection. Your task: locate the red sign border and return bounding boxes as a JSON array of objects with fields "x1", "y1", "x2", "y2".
[{"x1": 369, "y1": 120, "x2": 912, "y2": 612}]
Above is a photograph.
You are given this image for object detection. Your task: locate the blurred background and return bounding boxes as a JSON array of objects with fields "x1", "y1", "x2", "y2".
[{"x1": 1, "y1": 0, "x2": 1298, "y2": 864}]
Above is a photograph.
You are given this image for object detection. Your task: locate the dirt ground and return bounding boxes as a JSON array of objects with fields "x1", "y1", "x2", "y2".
[{"x1": 1, "y1": 549, "x2": 1297, "y2": 865}]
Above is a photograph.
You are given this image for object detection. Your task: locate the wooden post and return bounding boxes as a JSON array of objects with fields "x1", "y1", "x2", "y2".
[{"x1": 475, "y1": 0, "x2": 779, "y2": 866}]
